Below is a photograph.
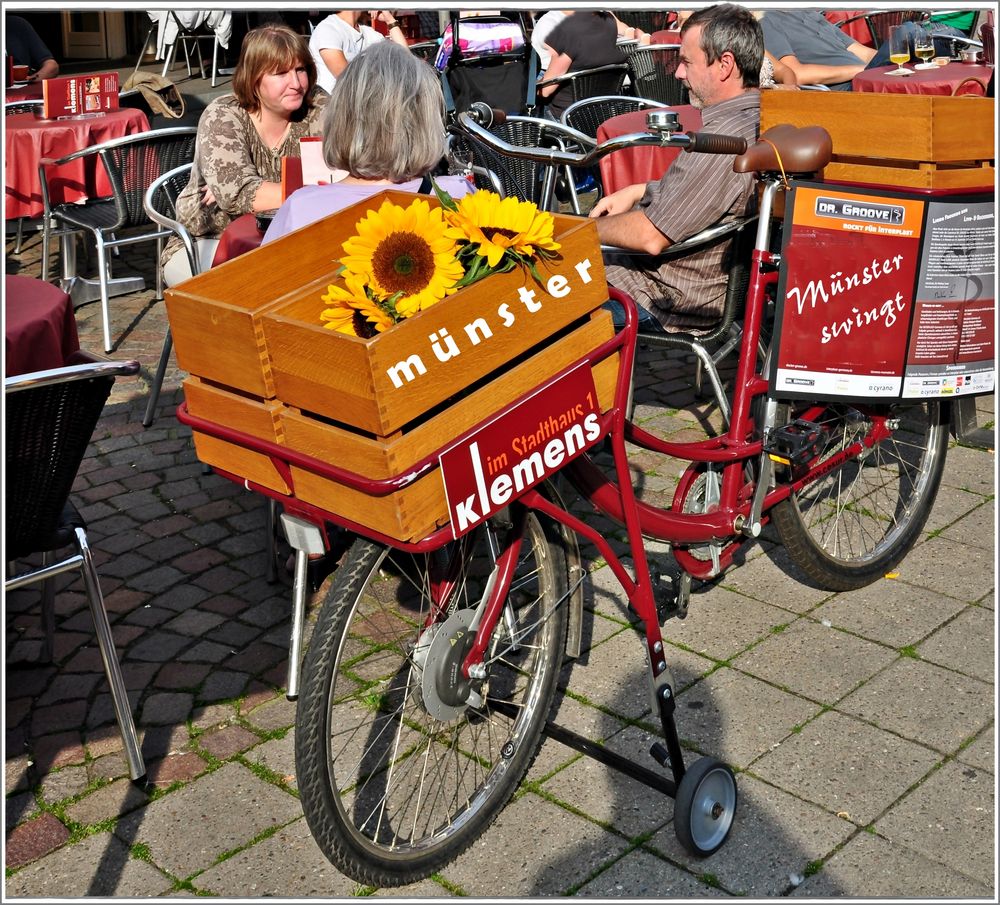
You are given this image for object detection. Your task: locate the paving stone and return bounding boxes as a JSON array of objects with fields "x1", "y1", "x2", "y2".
[
  {"x1": 190, "y1": 702, "x2": 238, "y2": 731},
  {"x1": 811, "y1": 579, "x2": 966, "y2": 648},
  {"x1": 751, "y1": 711, "x2": 940, "y2": 825},
  {"x1": 162, "y1": 609, "x2": 227, "y2": 637},
  {"x1": 197, "y1": 669, "x2": 250, "y2": 703},
  {"x1": 32, "y1": 731, "x2": 86, "y2": 772},
  {"x1": 662, "y1": 588, "x2": 791, "y2": 661},
  {"x1": 917, "y1": 605, "x2": 995, "y2": 683},
  {"x1": 155, "y1": 662, "x2": 212, "y2": 690},
  {"x1": 791, "y1": 829, "x2": 994, "y2": 898},
  {"x1": 838, "y1": 656, "x2": 994, "y2": 753},
  {"x1": 876, "y1": 760, "x2": 995, "y2": 885},
  {"x1": 125, "y1": 632, "x2": 190, "y2": 663},
  {"x1": 5, "y1": 812, "x2": 70, "y2": 869},
  {"x1": 244, "y1": 695, "x2": 297, "y2": 733},
  {"x1": 541, "y1": 725, "x2": 673, "y2": 839},
  {"x1": 242, "y1": 731, "x2": 296, "y2": 787},
  {"x1": 198, "y1": 724, "x2": 260, "y2": 760},
  {"x1": 140, "y1": 692, "x2": 194, "y2": 726},
  {"x1": 192, "y1": 817, "x2": 357, "y2": 897},
  {"x1": 715, "y1": 544, "x2": 832, "y2": 614},
  {"x1": 88, "y1": 751, "x2": 131, "y2": 783},
  {"x1": 64, "y1": 778, "x2": 150, "y2": 826},
  {"x1": 5, "y1": 753, "x2": 33, "y2": 794},
  {"x1": 577, "y1": 847, "x2": 719, "y2": 897},
  {"x1": 4, "y1": 831, "x2": 173, "y2": 897},
  {"x1": 39, "y1": 764, "x2": 90, "y2": 804},
  {"x1": 732, "y1": 619, "x2": 896, "y2": 705},
  {"x1": 675, "y1": 667, "x2": 821, "y2": 768},
  {"x1": 648, "y1": 773, "x2": 852, "y2": 897},
  {"x1": 936, "y1": 497, "x2": 995, "y2": 550},
  {"x1": 147, "y1": 752, "x2": 207, "y2": 787},
  {"x1": 177, "y1": 639, "x2": 233, "y2": 664},
  {"x1": 894, "y1": 536, "x2": 994, "y2": 603},
  {"x1": 115, "y1": 761, "x2": 302, "y2": 878},
  {"x1": 440, "y1": 793, "x2": 629, "y2": 896},
  {"x1": 956, "y1": 725, "x2": 995, "y2": 774}
]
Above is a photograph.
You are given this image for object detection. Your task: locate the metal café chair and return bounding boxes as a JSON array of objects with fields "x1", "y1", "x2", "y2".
[
  {"x1": 537, "y1": 62, "x2": 631, "y2": 114},
  {"x1": 833, "y1": 9, "x2": 930, "y2": 48},
  {"x1": 622, "y1": 44, "x2": 688, "y2": 106},
  {"x1": 38, "y1": 126, "x2": 197, "y2": 352},
  {"x1": 5, "y1": 355, "x2": 146, "y2": 781},
  {"x1": 160, "y1": 10, "x2": 226, "y2": 87}
]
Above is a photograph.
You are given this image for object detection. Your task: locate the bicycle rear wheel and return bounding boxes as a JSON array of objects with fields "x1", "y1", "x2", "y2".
[
  {"x1": 294, "y1": 509, "x2": 569, "y2": 887},
  {"x1": 770, "y1": 400, "x2": 949, "y2": 590}
]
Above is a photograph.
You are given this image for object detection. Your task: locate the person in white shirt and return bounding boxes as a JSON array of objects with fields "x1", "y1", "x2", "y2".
[{"x1": 309, "y1": 10, "x2": 408, "y2": 94}]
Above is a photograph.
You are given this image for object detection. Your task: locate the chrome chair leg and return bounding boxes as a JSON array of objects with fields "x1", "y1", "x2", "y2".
[
  {"x1": 143, "y1": 327, "x2": 173, "y2": 427},
  {"x1": 40, "y1": 550, "x2": 56, "y2": 662},
  {"x1": 76, "y1": 527, "x2": 145, "y2": 781}
]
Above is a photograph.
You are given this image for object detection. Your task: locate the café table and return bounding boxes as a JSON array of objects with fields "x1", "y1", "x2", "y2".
[
  {"x1": 5, "y1": 81, "x2": 44, "y2": 102},
  {"x1": 4, "y1": 275, "x2": 80, "y2": 377},
  {"x1": 596, "y1": 105, "x2": 702, "y2": 196},
  {"x1": 211, "y1": 213, "x2": 266, "y2": 268},
  {"x1": 4, "y1": 106, "x2": 150, "y2": 221},
  {"x1": 853, "y1": 62, "x2": 993, "y2": 95}
]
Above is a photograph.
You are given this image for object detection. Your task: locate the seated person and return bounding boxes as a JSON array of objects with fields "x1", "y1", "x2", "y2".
[
  {"x1": 760, "y1": 10, "x2": 943, "y2": 90},
  {"x1": 589, "y1": 3, "x2": 761, "y2": 335},
  {"x1": 264, "y1": 42, "x2": 473, "y2": 243},
  {"x1": 309, "y1": 10, "x2": 408, "y2": 94},
  {"x1": 5, "y1": 15, "x2": 59, "y2": 81},
  {"x1": 161, "y1": 24, "x2": 328, "y2": 285},
  {"x1": 538, "y1": 11, "x2": 626, "y2": 121}
]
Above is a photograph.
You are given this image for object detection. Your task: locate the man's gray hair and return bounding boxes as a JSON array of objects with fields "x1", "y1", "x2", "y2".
[
  {"x1": 682, "y1": 4, "x2": 763, "y2": 89},
  {"x1": 322, "y1": 42, "x2": 446, "y2": 181}
]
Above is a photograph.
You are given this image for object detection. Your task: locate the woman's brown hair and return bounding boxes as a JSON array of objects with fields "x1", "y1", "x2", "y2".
[{"x1": 232, "y1": 24, "x2": 317, "y2": 115}]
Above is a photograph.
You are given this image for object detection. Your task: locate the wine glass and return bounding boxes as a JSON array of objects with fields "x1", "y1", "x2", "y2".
[
  {"x1": 887, "y1": 26, "x2": 912, "y2": 75},
  {"x1": 913, "y1": 33, "x2": 936, "y2": 69}
]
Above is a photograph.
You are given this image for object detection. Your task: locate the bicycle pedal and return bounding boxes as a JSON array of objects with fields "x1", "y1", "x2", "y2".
[
  {"x1": 764, "y1": 419, "x2": 826, "y2": 470},
  {"x1": 652, "y1": 570, "x2": 690, "y2": 623},
  {"x1": 649, "y1": 741, "x2": 671, "y2": 769}
]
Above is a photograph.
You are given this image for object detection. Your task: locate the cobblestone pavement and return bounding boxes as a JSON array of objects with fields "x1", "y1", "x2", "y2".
[{"x1": 4, "y1": 68, "x2": 996, "y2": 901}]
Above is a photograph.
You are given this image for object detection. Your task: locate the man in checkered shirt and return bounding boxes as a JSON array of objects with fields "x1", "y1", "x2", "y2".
[{"x1": 592, "y1": 3, "x2": 762, "y2": 336}]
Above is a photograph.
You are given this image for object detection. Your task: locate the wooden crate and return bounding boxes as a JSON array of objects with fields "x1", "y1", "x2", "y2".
[
  {"x1": 183, "y1": 376, "x2": 291, "y2": 495},
  {"x1": 760, "y1": 91, "x2": 994, "y2": 190},
  {"x1": 280, "y1": 310, "x2": 620, "y2": 542},
  {"x1": 165, "y1": 189, "x2": 608, "y2": 418}
]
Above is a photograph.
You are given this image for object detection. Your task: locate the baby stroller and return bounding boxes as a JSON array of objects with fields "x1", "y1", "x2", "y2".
[{"x1": 438, "y1": 12, "x2": 538, "y2": 119}]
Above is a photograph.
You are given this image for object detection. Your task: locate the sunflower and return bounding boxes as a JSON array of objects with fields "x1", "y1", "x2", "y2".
[
  {"x1": 339, "y1": 198, "x2": 465, "y2": 316},
  {"x1": 444, "y1": 192, "x2": 561, "y2": 270},
  {"x1": 321, "y1": 273, "x2": 395, "y2": 337}
]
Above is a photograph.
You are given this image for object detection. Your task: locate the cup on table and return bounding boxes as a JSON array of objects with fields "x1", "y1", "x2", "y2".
[{"x1": 11, "y1": 64, "x2": 30, "y2": 82}]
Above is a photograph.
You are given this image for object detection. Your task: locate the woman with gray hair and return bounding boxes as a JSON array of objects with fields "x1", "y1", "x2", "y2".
[{"x1": 263, "y1": 42, "x2": 473, "y2": 243}]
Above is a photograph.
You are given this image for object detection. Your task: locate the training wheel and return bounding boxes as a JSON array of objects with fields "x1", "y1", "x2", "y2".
[{"x1": 674, "y1": 757, "x2": 737, "y2": 857}]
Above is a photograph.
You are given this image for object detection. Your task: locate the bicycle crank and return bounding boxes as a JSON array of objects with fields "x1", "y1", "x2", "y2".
[{"x1": 412, "y1": 608, "x2": 485, "y2": 720}]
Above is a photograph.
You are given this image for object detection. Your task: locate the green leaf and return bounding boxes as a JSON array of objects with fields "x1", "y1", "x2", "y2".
[{"x1": 431, "y1": 177, "x2": 458, "y2": 212}]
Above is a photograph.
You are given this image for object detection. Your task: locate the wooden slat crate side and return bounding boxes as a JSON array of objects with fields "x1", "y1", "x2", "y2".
[
  {"x1": 164, "y1": 289, "x2": 277, "y2": 398},
  {"x1": 262, "y1": 220, "x2": 608, "y2": 435},
  {"x1": 183, "y1": 376, "x2": 285, "y2": 443},
  {"x1": 760, "y1": 91, "x2": 994, "y2": 164},
  {"x1": 824, "y1": 160, "x2": 995, "y2": 190},
  {"x1": 191, "y1": 433, "x2": 292, "y2": 495},
  {"x1": 279, "y1": 310, "x2": 619, "y2": 477}
]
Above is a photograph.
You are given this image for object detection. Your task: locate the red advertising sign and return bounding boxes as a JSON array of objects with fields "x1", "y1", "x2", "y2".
[
  {"x1": 771, "y1": 183, "x2": 994, "y2": 401},
  {"x1": 42, "y1": 72, "x2": 120, "y2": 119},
  {"x1": 439, "y1": 364, "x2": 602, "y2": 538}
]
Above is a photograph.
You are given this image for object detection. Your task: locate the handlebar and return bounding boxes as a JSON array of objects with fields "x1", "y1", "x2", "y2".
[{"x1": 457, "y1": 104, "x2": 748, "y2": 170}]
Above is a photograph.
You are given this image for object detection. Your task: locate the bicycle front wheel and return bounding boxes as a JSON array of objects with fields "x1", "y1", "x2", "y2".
[
  {"x1": 770, "y1": 399, "x2": 949, "y2": 590},
  {"x1": 294, "y1": 509, "x2": 569, "y2": 887}
]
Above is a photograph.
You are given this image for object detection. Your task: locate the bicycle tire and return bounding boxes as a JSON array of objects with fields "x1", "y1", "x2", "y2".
[
  {"x1": 294, "y1": 509, "x2": 569, "y2": 887},
  {"x1": 770, "y1": 399, "x2": 949, "y2": 590}
]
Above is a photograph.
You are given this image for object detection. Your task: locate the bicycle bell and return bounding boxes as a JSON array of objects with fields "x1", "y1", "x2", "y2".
[{"x1": 646, "y1": 109, "x2": 681, "y2": 134}]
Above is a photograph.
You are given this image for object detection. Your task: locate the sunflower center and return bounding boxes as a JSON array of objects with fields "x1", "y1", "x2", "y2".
[
  {"x1": 353, "y1": 309, "x2": 378, "y2": 339},
  {"x1": 481, "y1": 226, "x2": 519, "y2": 242},
  {"x1": 372, "y1": 232, "x2": 434, "y2": 295}
]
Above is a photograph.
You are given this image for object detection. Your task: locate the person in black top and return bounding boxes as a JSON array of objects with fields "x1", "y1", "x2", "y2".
[
  {"x1": 5, "y1": 15, "x2": 59, "y2": 81},
  {"x1": 538, "y1": 10, "x2": 624, "y2": 120}
]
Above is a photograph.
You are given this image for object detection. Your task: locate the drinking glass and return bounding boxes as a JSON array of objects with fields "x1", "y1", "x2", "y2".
[
  {"x1": 913, "y1": 33, "x2": 936, "y2": 69},
  {"x1": 887, "y1": 26, "x2": 912, "y2": 75}
]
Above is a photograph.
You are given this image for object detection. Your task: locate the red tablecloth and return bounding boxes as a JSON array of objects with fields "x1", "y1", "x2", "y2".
[
  {"x1": 4, "y1": 275, "x2": 80, "y2": 377},
  {"x1": 211, "y1": 212, "x2": 265, "y2": 268},
  {"x1": 4, "y1": 106, "x2": 150, "y2": 220},
  {"x1": 5, "y1": 82, "x2": 44, "y2": 101},
  {"x1": 649, "y1": 29, "x2": 682, "y2": 46},
  {"x1": 823, "y1": 10, "x2": 875, "y2": 47},
  {"x1": 597, "y1": 106, "x2": 702, "y2": 196},
  {"x1": 853, "y1": 63, "x2": 994, "y2": 95}
]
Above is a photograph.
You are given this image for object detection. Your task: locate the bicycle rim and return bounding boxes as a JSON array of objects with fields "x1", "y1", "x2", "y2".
[
  {"x1": 295, "y1": 511, "x2": 568, "y2": 886},
  {"x1": 771, "y1": 400, "x2": 948, "y2": 589}
]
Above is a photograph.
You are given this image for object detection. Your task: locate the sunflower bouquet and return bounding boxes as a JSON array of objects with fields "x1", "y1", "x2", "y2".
[{"x1": 320, "y1": 186, "x2": 561, "y2": 337}]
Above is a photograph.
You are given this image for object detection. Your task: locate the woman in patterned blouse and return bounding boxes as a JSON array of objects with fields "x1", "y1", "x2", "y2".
[{"x1": 161, "y1": 24, "x2": 328, "y2": 284}]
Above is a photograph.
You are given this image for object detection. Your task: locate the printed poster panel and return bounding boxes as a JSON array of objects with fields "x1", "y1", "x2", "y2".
[
  {"x1": 903, "y1": 198, "x2": 995, "y2": 398},
  {"x1": 771, "y1": 184, "x2": 924, "y2": 401}
]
